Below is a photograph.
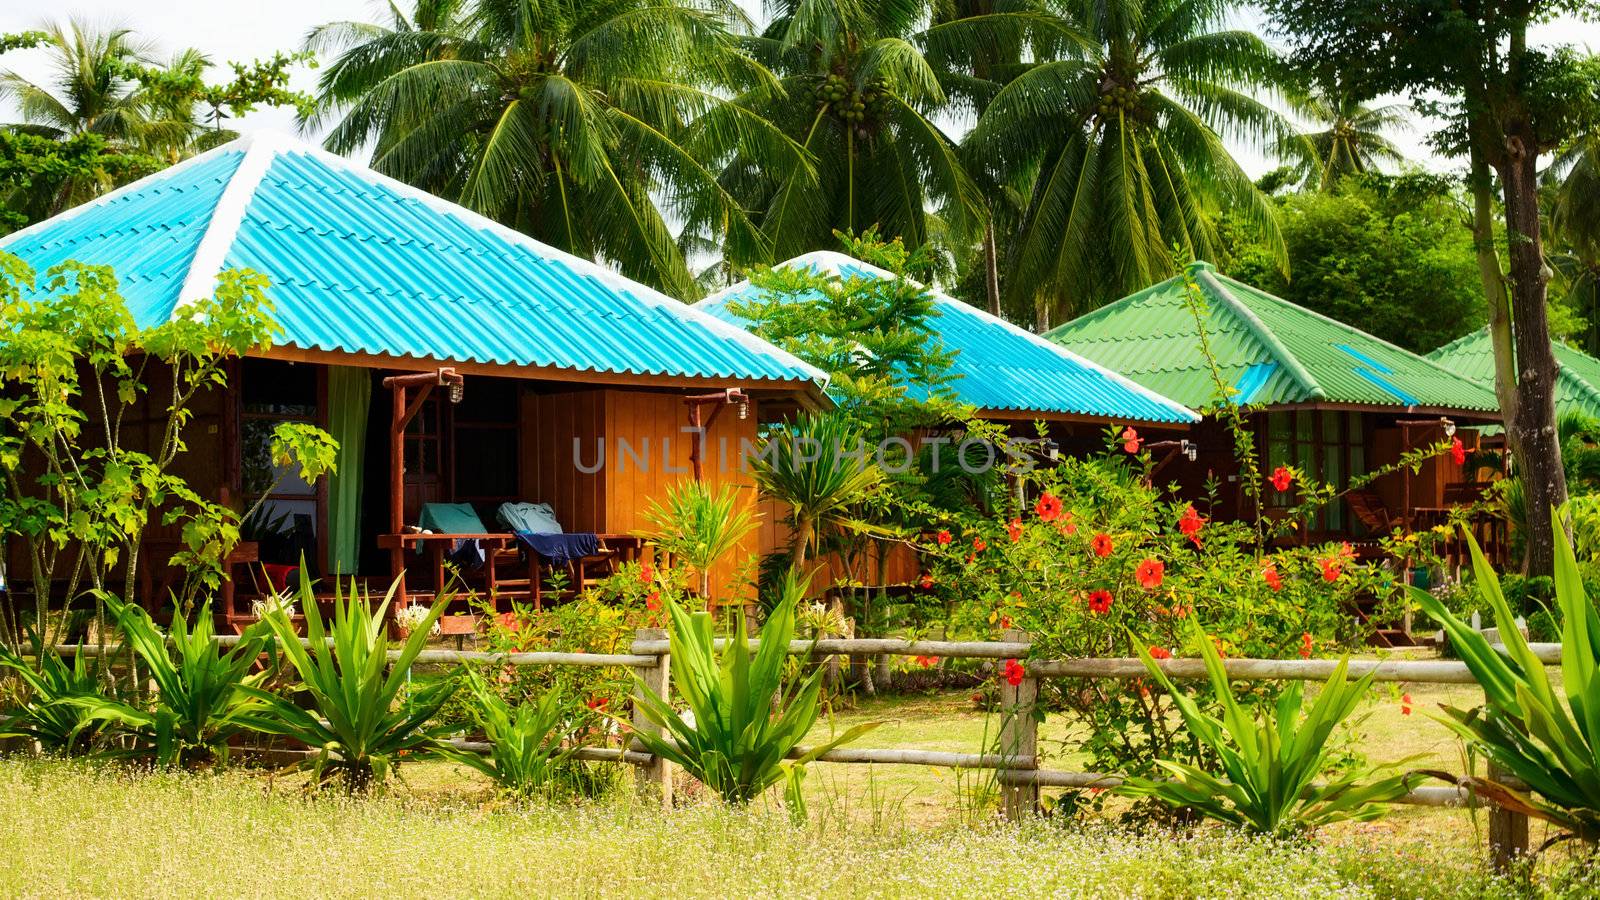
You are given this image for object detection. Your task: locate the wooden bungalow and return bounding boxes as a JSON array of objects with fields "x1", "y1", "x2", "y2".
[
  {"x1": 1046, "y1": 261, "x2": 1505, "y2": 559},
  {"x1": 0, "y1": 133, "x2": 828, "y2": 625},
  {"x1": 694, "y1": 251, "x2": 1200, "y2": 584}
]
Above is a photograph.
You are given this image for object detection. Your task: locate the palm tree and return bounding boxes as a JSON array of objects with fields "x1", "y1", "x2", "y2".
[
  {"x1": 305, "y1": 0, "x2": 803, "y2": 299},
  {"x1": 712, "y1": 0, "x2": 994, "y2": 269},
  {"x1": 966, "y1": 0, "x2": 1294, "y2": 327},
  {"x1": 1278, "y1": 85, "x2": 1408, "y2": 191}
]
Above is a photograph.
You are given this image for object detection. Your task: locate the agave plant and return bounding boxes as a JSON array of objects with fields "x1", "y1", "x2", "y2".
[
  {"x1": 639, "y1": 479, "x2": 762, "y2": 600},
  {"x1": 77, "y1": 597, "x2": 271, "y2": 767},
  {"x1": 443, "y1": 671, "x2": 591, "y2": 800},
  {"x1": 627, "y1": 574, "x2": 876, "y2": 816},
  {"x1": 1411, "y1": 512, "x2": 1600, "y2": 843},
  {"x1": 0, "y1": 637, "x2": 105, "y2": 754},
  {"x1": 1117, "y1": 622, "x2": 1416, "y2": 835},
  {"x1": 236, "y1": 576, "x2": 455, "y2": 791}
]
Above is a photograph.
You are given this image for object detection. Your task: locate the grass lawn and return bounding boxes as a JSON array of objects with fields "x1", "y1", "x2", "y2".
[{"x1": 0, "y1": 757, "x2": 1569, "y2": 899}]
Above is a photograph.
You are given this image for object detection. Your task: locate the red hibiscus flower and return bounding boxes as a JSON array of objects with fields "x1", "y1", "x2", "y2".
[
  {"x1": 1058, "y1": 513, "x2": 1078, "y2": 536},
  {"x1": 1148, "y1": 645, "x2": 1172, "y2": 660},
  {"x1": 646, "y1": 590, "x2": 661, "y2": 612},
  {"x1": 973, "y1": 537, "x2": 988, "y2": 553},
  {"x1": 1003, "y1": 658, "x2": 1026, "y2": 687},
  {"x1": 1320, "y1": 558, "x2": 1341, "y2": 583},
  {"x1": 1122, "y1": 426, "x2": 1142, "y2": 454},
  {"x1": 1090, "y1": 532, "x2": 1114, "y2": 557},
  {"x1": 1035, "y1": 492, "x2": 1063, "y2": 522},
  {"x1": 1177, "y1": 505, "x2": 1205, "y2": 546},
  {"x1": 1299, "y1": 632, "x2": 1313, "y2": 659},
  {"x1": 585, "y1": 696, "x2": 609, "y2": 710},
  {"x1": 1086, "y1": 589, "x2": 1113, "y2": 614},
  {"x1": 1007, "y1": 517, "x2": 1024, "y2": 542},
  {"x1": 1270, "y1": 465, "x2": 1293, "y2": 492},
  {"x1": 1401, "y1": 693, "x2": 1413, "y2": 716},
  {"x1": 919, "y1": 573, "x2": 935, "y2": 589},
  {"x1": 936, "y1": 529, "x2": 952, "y2": 546},
  {"x1": 1136, "y1": 558, "x2": 1165, "y2": 590},
  {"x1": 1000, "y1": 615, "x2": 1013, "y2": 630},
  {"x1": 915, "y1": 655, "x2": 939, "y2": 669},
  {"x1": 1262, "y1": 561, "x2": 1283, "y2": 592},
  {"x1": 1450, "y1": 436, "x2": 1466, "y2": 466},
  {"x1": 640, "y1": 562, "x2": 655, "y2": 583}
]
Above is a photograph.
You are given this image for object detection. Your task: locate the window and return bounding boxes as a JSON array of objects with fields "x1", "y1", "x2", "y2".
[
  {"x1": 241, "y1": 360, "x2": 320, "y2": 565},
  {"x1": 1263, "y1": 410, "x2": 1369, "y2": 535}
]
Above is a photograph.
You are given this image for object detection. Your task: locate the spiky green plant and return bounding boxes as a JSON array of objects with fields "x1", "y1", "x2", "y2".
[
  {"x1": 0, "y1": 637, "x2": 105, "y2": 754},
  {"x1": 1117, "y1": 621, "x2": 1416, "y2": 835},
  {"x1": 748, "y1": 411, "x2": 885, "y2": 572},
  {"x1": 77, "y1": 597, "x2": 270, "y2": 767},
  {"x1": 443, "y1": 672, "x2": 591, "y2": 799},
  {"x1": 236, "y1": 576, "x2": 454, "y2": 791},
  {"x1": 1410, "y1": 512, "x2": 1600, "y2": 842},
  {"x1": 639, "y1": 479, "x2": 761, "y2": 599},
  {"x1": 626, "y1": 574, "x2": 877, "y2": 815}
]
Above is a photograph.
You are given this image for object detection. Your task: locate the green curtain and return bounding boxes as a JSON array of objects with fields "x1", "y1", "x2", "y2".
[{"x1": 327, "y1": 366, "x2": 371, "y2": 576}]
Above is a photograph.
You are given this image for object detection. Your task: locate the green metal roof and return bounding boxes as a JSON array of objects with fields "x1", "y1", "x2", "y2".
[
  {"x1": 1428, "y1": 328, "x2": 1600, "y2": 421},
  {"x1": 1044, "y1": 261, "x2": 1502, "y2": 414}
]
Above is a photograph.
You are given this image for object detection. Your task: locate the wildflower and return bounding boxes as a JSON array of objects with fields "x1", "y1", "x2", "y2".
[
  {"x1": 1270, "y1": 465, "x2": 1293, "y2": 492},
  {"x1": 919, "y1": 572, "x2": 935, "y2": 589},
  {"x1": 1262, "y1": 561, "x2": 1283, "y2": 592},
  {"x1": 640, "y1": 562, "x2": 655, "y2": 583},
  {"x1": 1136, "y1": 558, "x2": 1165, "y2": 589},
  {"x1": 1003, "y1": 658, "x2": 1026, "y2": 687},
  {"x1": 1000, "y1": 615, "x2": 1013, "y2": 630},
  {"x1": 1122, "y1": 426, "x2": 1142, "y2": 454},
  {"x1": 1086, "y1": 589, "x2": 1113, "y2": 614},
  {"x1": 586, "y1": 696, "x2": 609, "y2": 711},
  {"x1": 936, "y1": 529, "x2": 952, "y2": 546},
  {"x1": 646, "y1": 590, "x2": 661, "y2": 612},
  {"x1": 1401, "y1": 693, "x2": 1413, "y2": 716},
  {"x1": 1035, "y1": 492, "x2": 1063, "y2": 522},
  {"x1": 1178, "y1": 505, "x2": 1205, "y2": 545},
  {"x1": 1320, "y1": 558, "x2": 1341, "y2": 583},
  {"x1": 1212, "y1": 636, "x2": 1227, "y2": 658},
  {"x1": 915, "y1": 655, "x2": 939, "y2": 669},
  {"x1": 1007, "y1": 517, "x2": 1024, "y2": 542},
  {"x1": 1450, "y1": 436, "x2": 1467, "y2": 466},
  {"x1": 973, "y1": 536, "x2": 987, "y2": 553},
  {"x1": 1299, "y1": 632, "x2": 1313, "y2": 659},
  {"x1": 1059, "y1": 513, "x2": 1078, "y2": 536},
  {"x1": 1090, "y1": 532, "x2": 1113, "y2": 557},
  {"x1": 1148, "y1": 645, "x2": 1172, "y2": 660}
]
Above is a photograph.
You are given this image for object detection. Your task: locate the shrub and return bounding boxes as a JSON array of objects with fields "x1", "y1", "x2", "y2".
[
  {"x1": 1412, "y1": 513, "x2": 1600, "y2": 841},
  {"x1": 77, "y1": 597, "x2": 270, "y2": 767},
  {"x1": 626, "y1": 575, "x2": 876, "y2": 816},
  {"x1": 0, "y1": 638, "x2": 105, "y2": 754},
  {"x1": 443, "y1": 671, "x2": 604, "y2": 800},
  {"x1": 237, "y1": 576, "x2": 455, "y2": 791},
  {"x1": 1117, "y1": 622, "x2": 1417, "y2": 835}
]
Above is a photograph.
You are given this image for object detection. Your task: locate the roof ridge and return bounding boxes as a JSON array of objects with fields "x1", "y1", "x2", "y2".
[
  {"x1": 1197, "y1": 269, "x2": 1326, "y2": 401},
  {"x1": 1427, "y1": 326, "x2": 1489, "y2": 360},
  {"x1": 172, "y1": 136, "x2": 280, "y2": 315}
]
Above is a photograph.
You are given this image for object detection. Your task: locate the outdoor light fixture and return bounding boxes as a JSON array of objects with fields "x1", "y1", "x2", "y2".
[
  {"x1": 447, "y1": 381, "x2": 464, "y2": 404},
  {"x1": 1182, "y1": 439, "x2": 1198, "y2": 462},
  {"x1": 1443, "y1": 419, "x2": 1457, "y2": 437}
]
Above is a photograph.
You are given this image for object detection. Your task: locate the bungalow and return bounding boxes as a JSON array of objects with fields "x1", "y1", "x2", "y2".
[
  {"x1": 1428, "y1": 328, "x2": 1600, "y2": 423},
  {"x1": 0, "y1": 132, "x2": 827, "y2": 623},
  {"x1": 1045, "y1": 261, "x2": 1504, "y2": 552}
]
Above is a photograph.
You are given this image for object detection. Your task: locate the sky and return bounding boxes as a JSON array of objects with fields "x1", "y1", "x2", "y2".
[{"x1": 3, "y1": 1, "x2": 1600, "y2": 180}]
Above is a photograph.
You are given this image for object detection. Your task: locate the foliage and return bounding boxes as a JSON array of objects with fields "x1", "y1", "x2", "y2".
[
  {"x1": 966, "y1": 0, "x2": 1295, "y2": 325},
  {"x1": 237, "y1": 577, "x2": 455, "y2": 791},
  {"x1": 748, "y1": 411, "x2": 886, "y2": 573},
  {"x1": 1117, "y1": 621, "x2": 1417, "y2": 835},
  {"x1": 1221, "y1": 173, "x2": 1487, "y2": 353},
  {"x1": 304, "y1": 0, "x2": 799, "y2": 298},
  {"x1": 1412, "y1": 513, "x2": 1600, "y2": 841},
  {"x1": 0, "y1": 638, "x2": 104, "y2": 754},
  {"x1": 76, "y1": 598, "x2": 271, "y2": 767},
  {"x1": 639, "y1": 479, "x2": 761, "y2": 600},
  {"x1": 0, "y1": 131, "x2": 161, "y2": 234},
  {"x1": 1271, "y1": 82, "x2": 1409, "y2": 191},
  {"x1": 442, "y1": 672, "x2": 597, "y2": 800},
  {"x1": 625, "y1": 574, "x2": 877, "y2": 814}
]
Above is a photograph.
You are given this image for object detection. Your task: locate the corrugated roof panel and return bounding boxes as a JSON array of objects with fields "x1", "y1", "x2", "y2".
[
  {"x1": 1049, "y1": 262, "x2": 1501, "y2": 414},
  {"x1": 696, "y1": 251, "x2": 1198, "y2": 424},
  {"x1": 1429, "y1": 328, "x2": 1600, "y2": 421},
  {"x1": 0, "y1": 135, "x2": 824, "y2": 388}
]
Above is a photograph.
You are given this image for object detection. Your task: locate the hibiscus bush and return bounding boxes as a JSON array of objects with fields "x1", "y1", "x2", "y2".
[{"x1": 918, "y1": 439, "x2": 1390, "y2": 789}]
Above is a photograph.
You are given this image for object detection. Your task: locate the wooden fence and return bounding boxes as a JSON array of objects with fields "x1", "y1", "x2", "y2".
[{"x1": 56, "y1": 632, "x2": 1563, "y2": 869}]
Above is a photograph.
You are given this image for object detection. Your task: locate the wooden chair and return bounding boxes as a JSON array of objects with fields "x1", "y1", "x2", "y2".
[{"x1": 1346, "y1": 489, "x2": 1398, "y2": 534}]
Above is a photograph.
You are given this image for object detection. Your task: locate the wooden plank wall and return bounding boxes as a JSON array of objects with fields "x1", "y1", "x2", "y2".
[{"x1": 518, "y1": 389, "x2": 607, "y2": 533}]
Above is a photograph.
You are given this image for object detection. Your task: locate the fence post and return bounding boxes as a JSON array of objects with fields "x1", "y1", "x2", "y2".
[
  {"x1": 998, "y1": 628, "x2": 1037, "y2": 821},
  {"x1": 631, "y1": 627, "x2": 672, "y2": 808},
  {"x1": 1487, "y1": 761, "x2": 1528, "y2": 872}
]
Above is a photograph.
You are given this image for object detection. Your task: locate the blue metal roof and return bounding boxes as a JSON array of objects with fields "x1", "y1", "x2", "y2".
[
  {"x1": 696, "y1": 252, "x2": 1198, "y2": 424},
  {"x1": 0, "y1": 133, "x2": 825, "y2": 389}
]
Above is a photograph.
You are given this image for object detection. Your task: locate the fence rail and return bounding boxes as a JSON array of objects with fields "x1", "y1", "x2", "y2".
[{"x1": 42, "y1": 631, "x2": 1557, "y2": 868}]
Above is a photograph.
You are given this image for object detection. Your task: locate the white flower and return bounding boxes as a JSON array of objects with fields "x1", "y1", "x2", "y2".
[
  {"x1": 395, "y1": 604, "x2": 441, "y2": 637},
  {"x1": 251, "y1": 592, "x2": 297, "y2": 620}
]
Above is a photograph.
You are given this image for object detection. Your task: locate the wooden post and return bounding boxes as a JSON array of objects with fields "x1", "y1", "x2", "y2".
[
  {"x1": 999, "y1": 628, "x2": 1037, "y2": 821},
  {"x1": 1488, "y1": 761, "x2": 1529, "y2": 872},
  {"x1": 632, "y1": 627, "x2": 672, "y2": 807}
]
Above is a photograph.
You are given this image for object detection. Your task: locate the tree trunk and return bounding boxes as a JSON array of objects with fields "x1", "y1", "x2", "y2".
[
  {"x1": 1497, "y1": 130, "x2": 1569, "y2": 577},
  {"x1": 1467, "y1": 152, "x2": 1519, "y2": 454},
  {"x1": 983, "y1": 222, "x2": 1001, "y2": 316}
]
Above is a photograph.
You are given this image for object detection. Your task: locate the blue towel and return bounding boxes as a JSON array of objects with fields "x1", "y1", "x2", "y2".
[{"x1": 515, "y1": 531, "x2": 599, "y2": 564}]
